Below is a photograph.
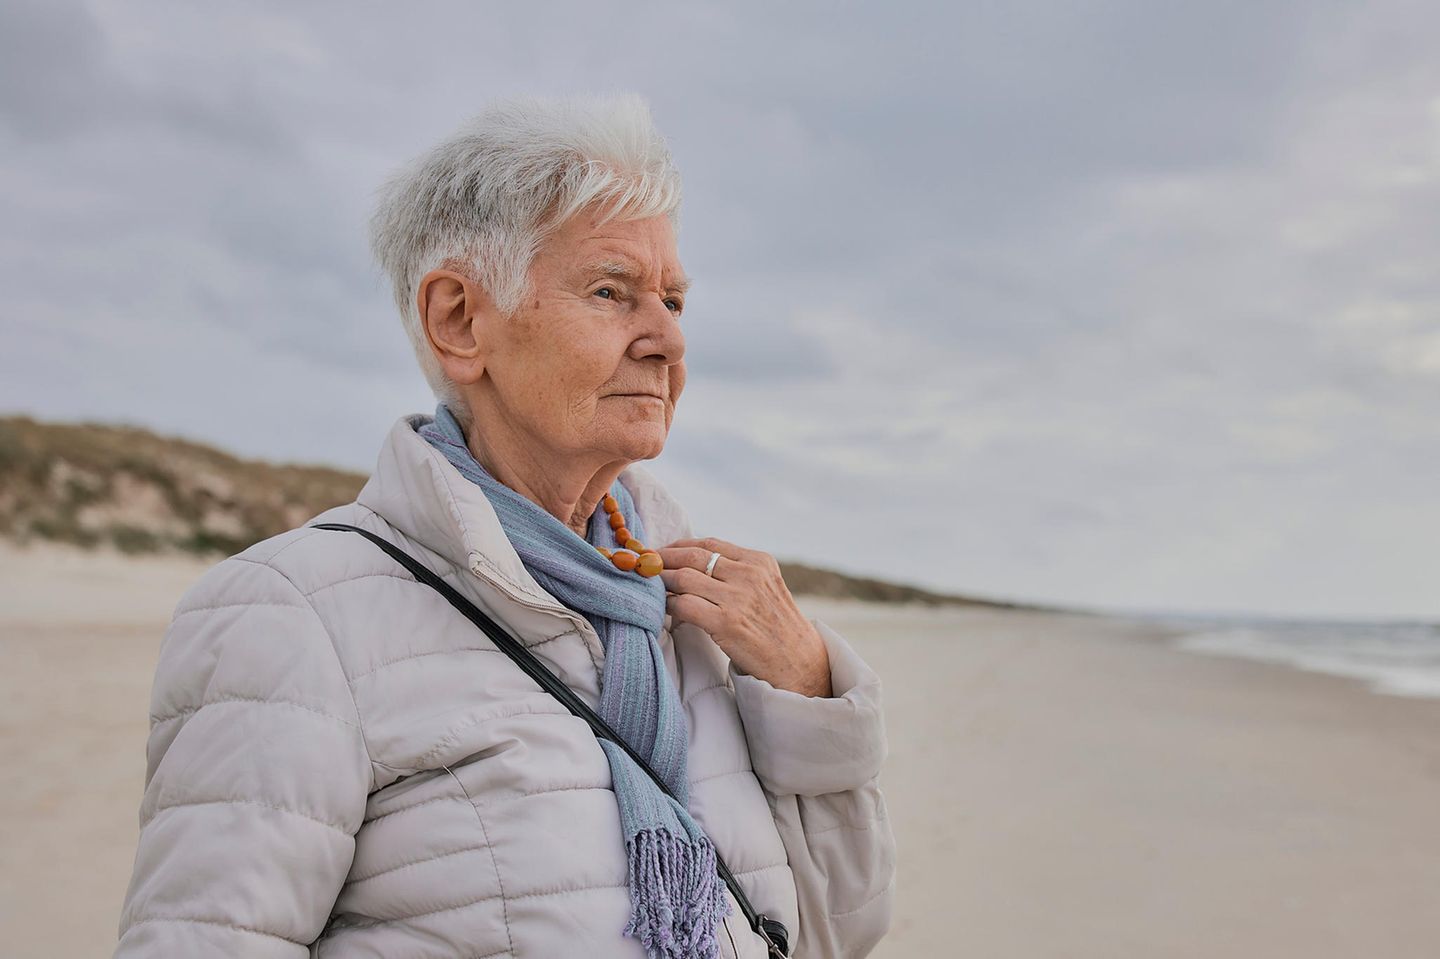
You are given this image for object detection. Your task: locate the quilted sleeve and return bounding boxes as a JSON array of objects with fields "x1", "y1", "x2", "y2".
[
  {"x1": 728, "y1": 618, "x2": 898, "y2": 958},
  {"x1": 114, "y1": 557, "x2": 373, "y2": 957}
]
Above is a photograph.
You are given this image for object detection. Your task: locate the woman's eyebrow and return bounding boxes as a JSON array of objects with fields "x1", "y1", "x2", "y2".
[{"x1": 586, "y1": 258, "x2": 692, "y2": 294}]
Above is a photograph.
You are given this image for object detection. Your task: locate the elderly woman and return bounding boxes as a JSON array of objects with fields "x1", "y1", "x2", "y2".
[{"x1": 114, "y1": 94, "x2": 896, "y2": 959}]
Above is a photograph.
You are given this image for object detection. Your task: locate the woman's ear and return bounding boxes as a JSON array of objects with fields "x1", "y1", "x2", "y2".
[{"x1": 417, "y1": 268, "x2": 496, "y2": 386}]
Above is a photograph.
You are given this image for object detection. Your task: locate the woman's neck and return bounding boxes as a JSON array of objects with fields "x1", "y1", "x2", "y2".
[{"x1": 458, "y1": 412, "x2": 628, "y2": 538}]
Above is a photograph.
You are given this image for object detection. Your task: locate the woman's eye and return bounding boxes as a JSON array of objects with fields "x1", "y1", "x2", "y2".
[
  {"x1": 594, "y1": 286, "x2": 617, "y2": 300},
  {"x1": 664, "y1": 298, "x2": 683, "y2": 314}
]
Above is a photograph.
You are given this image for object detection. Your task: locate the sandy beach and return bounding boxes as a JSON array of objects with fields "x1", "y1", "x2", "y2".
[{"x1": 2, "y1": 541, "x2": 1438, "y2": 957}]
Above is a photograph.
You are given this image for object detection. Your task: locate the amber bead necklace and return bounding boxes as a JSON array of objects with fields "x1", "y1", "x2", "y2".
[{"x1": 595, "y1": 493, "x2": 664, "y2": 578}]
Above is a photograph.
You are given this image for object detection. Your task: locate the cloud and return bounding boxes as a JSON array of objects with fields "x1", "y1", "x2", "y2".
[{"x1": 1, "y1": 0, "x2": 1437, "y2": 618}]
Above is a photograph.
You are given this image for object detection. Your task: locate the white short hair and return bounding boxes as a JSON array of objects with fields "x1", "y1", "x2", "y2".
[{"x1": 369, "y1": 93, "x2": 683, "y2": 417}]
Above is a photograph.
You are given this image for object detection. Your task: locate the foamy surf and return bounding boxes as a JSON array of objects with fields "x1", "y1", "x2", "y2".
[{"x1": 1159, "y1": 619, "x2": 1440, "y2": 700}]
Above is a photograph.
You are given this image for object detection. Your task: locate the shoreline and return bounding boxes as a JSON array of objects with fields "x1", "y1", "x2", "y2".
[{"x1": 4, "y1": 545, "x2": 1438, "y2": 956}]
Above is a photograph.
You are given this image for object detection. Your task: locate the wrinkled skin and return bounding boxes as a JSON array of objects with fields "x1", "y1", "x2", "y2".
[{"x1": 420, "y1": 202, "x2": 830, "y2": 697}]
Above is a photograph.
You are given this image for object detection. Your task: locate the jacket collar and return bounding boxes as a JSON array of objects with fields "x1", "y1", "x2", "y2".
[{"x1": 354, "y1": 413, "x2": 694, "y2": 609}]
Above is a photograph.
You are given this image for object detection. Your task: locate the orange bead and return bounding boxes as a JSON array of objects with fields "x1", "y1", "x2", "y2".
[
  {"x1": 625, "y1": 538, "x2": 644, "y2": 552},
  {"x1": 639, "y1": 548, "x2": 659, "y2": 556},
  {"x1": 596, "y1": 546, "x2": 612, "y2": 559},
  {"x1": 613, "y1": 527, "x2": 631, "y2": 544},
  {"x1": 603, "y1": 494, "x2": 618, "y2": 513},
  {"x1": 611, "y1": 550, "x2": 639, "y2": 572},
  {"x1": 609, "y1": 512, "x2": 626, "y2": 530},
  {"x1": 636, "y1": 552, "x2": 663, "y2": 577}
]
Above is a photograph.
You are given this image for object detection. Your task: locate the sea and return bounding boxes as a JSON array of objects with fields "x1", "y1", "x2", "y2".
[{"x1": 1130, "y1": 611, "x2": 1440, "y2": 701}]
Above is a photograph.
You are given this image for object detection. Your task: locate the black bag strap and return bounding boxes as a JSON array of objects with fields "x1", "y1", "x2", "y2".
[{"x1": 309, "y1": 522, "x2": 791, "y2": 957}]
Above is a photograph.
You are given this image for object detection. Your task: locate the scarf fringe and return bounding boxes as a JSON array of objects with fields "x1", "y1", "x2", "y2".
[{"x1": 623, "y1": 827, "x2": 733, "y2": 959}]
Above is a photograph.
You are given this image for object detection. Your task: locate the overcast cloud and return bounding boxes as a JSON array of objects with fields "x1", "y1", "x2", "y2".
[{"x1": 2, "y1": 0, "x2": 1436, "y2": 619}]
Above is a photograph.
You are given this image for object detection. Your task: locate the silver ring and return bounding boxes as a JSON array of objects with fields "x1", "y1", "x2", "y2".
[{"x1": 703, "y1": 551, "x2": 721, "y2": 577}]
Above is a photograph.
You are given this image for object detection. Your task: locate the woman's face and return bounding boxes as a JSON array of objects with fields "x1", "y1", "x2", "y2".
[{"x1": 457, "y1": 205, "x2": 690, "y2": 466}]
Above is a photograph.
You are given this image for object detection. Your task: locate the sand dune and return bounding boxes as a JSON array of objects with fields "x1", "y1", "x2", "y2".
[{"x1": 2, "y1": 541, "x2": 1438, "y2": 957}]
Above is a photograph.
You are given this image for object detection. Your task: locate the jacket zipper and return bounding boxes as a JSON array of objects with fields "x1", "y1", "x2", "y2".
[
  {"x1": 466, "y1": 554, "x2": 606, "y2": 658},
  {"x1": 471, "y1": 556, "x2": 782, "y2": 957}
]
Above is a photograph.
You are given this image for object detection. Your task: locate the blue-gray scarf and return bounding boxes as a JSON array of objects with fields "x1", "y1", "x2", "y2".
[{"x1": 417, "y1": 403, "x2": 731, "y2": 958}]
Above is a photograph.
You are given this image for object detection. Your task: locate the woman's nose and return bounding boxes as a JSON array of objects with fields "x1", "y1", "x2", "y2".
[{"x1": 630, "y1": 293, "x2": 685, "y2": 365}]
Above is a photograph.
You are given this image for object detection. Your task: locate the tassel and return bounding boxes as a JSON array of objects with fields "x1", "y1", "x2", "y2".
[{"x1": 623, "y1": 827, "x2": 733, "y2": 958}]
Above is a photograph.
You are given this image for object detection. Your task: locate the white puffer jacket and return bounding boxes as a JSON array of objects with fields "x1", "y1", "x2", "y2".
[{"x1": 114, "y1": 413, "x2": 897, "y2": 958}]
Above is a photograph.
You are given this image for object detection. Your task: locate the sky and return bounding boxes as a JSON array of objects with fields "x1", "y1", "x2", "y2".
[{"x1": 2, "y1": 0, "x2": 1436, "y2": 621}]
